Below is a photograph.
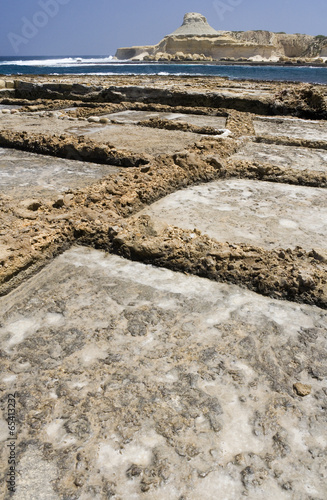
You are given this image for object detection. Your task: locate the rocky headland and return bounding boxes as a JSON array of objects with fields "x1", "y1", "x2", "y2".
[{"x1": 115, "y1": 12, "x2": 327, "y2": 65}]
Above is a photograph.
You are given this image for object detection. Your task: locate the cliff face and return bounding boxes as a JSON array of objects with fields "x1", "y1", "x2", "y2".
[
  {"x1": 303, "y1": 36, "x2": 327, "y2": 57},
  {"x1": 272, "y1": 33, "x2": 314, "y2": 58},
  {"x1": 156, "y1": 34, "x2": 276, "y2": 60},
  {"x1": 231, "y1": 31, "x2": 313, "y2": 58},
  {"x1": 115, "y1": 12, "x2": 325, "y2": 62}
]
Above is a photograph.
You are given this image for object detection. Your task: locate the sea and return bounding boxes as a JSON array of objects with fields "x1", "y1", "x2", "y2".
[{"x1": 1, "y1": 56, "x2": 327, "y2": 84}]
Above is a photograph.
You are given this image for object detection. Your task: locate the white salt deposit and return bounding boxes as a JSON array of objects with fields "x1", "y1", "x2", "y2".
[
  {"x1": 76, "y1": 345, "x2": 109, "y2": 366},
  {"x1": 139, "y1": 179, "x2": 327, "y2": 250},
  {"x1": 0, "y1": 248, "x2": 326, "y2": 499},
  {"x1": 2, "y1": 318, "x2": 39, "y2": 349},
  {"x1": 254, "y1": 116, "x2": 327, "y2": 141},
  {"x1": 45, "y1": 419, "x2": 76, "y2": 448},
  {"x1": 98, "y1": 442, "x2": 152, "y2": 470}
]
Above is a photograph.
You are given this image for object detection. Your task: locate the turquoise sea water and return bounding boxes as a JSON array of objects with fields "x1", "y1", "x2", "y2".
[{"x1": 0, "y1": 56, "x2": 327, "y2": 84}]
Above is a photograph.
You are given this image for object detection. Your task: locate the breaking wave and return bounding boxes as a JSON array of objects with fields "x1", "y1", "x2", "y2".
[
  {"x1": 0, "y1": 56, "x2": 117, "y2": 67},
  {"x1": 0, "y1": 56, "x2": 326, "y2": 83}
]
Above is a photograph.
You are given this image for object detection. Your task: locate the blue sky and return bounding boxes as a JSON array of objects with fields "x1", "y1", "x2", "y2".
[{"x1": 1, "y1": 0, "x2": 326, "y2": 57}]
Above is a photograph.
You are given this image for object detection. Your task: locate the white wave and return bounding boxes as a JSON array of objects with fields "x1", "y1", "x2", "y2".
[
  {"x1": 0, "y1": 56, "x2": 117, "y2": 67},
  {"x1": 0, "y1": 58, "x2": 219, "y2": 69},
  {"x1": 48, "y1": 71, "x2": 208, "y2": 77}
]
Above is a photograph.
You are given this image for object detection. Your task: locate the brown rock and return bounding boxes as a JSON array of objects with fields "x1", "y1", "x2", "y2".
[
  {"x1": 311, "y1": 249, "x2": 327, "y2": 263},
  {"x1": 20, "y1": 199, "x2": 42, "y2": 211},
  {"x1": 293, "y1": 383, "x2": 312, "y2": 397}
]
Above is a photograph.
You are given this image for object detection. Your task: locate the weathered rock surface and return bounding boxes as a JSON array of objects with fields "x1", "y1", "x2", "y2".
[
  {"x1": 0, "y1": 247, "x2": 327, "y2": 499},
  {"x1": 138, "y1": 179, "x2": 327, "y2": 250},
  {"x1": 254, "y1": 116, "x2": 327, "y2": 142},
  {"x1": 231, "y1": 141, "x2": 327, "y2": 173},
  {"x1": 108, "y1": 216, "x2": 327, "y2": 309},
  {"x1": 6, "y1": 77, "x2": 327, "y2": 119},
  {"x1": 0, "y1": 75, "x2": 327, "y2": 499},
  {"x1": 0, "y1": 148, "x2": 122, "y2": 199}
]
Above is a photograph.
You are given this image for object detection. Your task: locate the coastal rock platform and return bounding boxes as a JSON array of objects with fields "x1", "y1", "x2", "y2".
[
  {"x1": 1, "y1": 247, "x2": 326, "y2": 499},
  {"x1": 139, "y1": 179, "x2": 327, "y2": 250},
  {"x1": 0, "y1": 148, "x2": 122, "y2": 200},
  {"x1": 0, "y1": 74, "x2": 327, "y2": 499},
  {"x1": 231, "y1": 141, "x2": 327, "y2": 173}
]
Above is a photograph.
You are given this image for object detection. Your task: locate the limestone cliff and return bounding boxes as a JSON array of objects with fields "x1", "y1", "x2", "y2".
[
  {"x1": 303, "y1": 36, "x2": 327, "y2": 57},
  {"x1": 115, "y1": 12, "x2": 326, "y2": 62}
]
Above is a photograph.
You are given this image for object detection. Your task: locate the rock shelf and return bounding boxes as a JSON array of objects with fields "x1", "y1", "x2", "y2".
[
  {"x1": 1, "y1": 247, "x2": 326, "y2": 499},
  {"x1": 0, "y1": 75, "x2": 327, "y2": 499},
  {"x1": 138, "y1": 179, "x2": 327, "y2": 251}
]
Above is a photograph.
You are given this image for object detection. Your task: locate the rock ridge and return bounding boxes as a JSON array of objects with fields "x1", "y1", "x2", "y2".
[
  {"x1": 168, "y1": 12, "x2": 218, "y2": 37},
  {"x1": 115, "y1": 12, "x2": 326, "y2": 62}
]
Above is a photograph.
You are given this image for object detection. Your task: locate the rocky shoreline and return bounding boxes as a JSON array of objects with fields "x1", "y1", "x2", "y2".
[
  {"x1": 0, "y1": 76, "x2": 326, "y2": 298},
  {"x1": 0, "y1": 74, "x2": 327, "y2": 499}
]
